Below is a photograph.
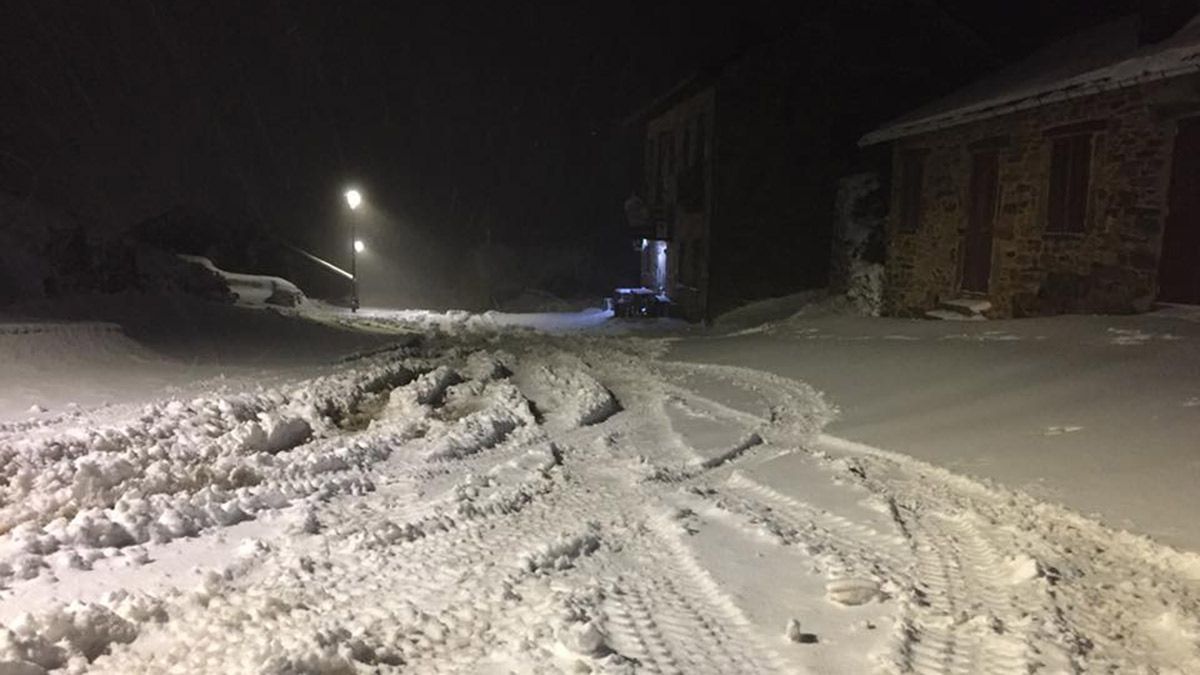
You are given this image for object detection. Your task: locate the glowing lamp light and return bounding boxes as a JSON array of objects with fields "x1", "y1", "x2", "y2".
[
  {"x1": 344, "y1": 188, "x2": 363, "y2": 210},
  {"x1": 354, "y1": 239, "x2": 365, "y2": 253}
]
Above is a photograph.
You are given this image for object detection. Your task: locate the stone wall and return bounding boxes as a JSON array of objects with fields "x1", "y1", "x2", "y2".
[
  {"x1": 645, "y1": 87, "x2": 715, "y2": 322},
  {"x1": 885, "y1": 74, "x2": 1200, "y2": 317}
]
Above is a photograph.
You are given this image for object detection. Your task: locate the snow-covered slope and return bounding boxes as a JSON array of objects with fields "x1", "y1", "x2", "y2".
[{"x1": 0, "y1": 295, "x2": 403, "y2": 421}]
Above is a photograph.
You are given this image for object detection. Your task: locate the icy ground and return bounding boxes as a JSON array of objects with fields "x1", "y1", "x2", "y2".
[{"x1": 1, "y1": 305, "x2": 1200, "y2": 673}]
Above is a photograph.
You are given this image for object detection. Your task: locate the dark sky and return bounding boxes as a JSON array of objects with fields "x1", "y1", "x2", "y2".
[{"x1": 0, "y1": 0, "x2": 1144, "y2": 302}]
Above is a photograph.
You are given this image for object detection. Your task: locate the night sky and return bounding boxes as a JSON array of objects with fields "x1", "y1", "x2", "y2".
[{"x1": 0, "y1": 0, "x2": 1141, "y2": 306}]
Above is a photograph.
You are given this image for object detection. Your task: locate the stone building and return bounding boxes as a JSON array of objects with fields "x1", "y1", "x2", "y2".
[
  {"x1": 623, "y1": 36, "x2": 837, "y2": 322},
  {"x1": 861, "y1": 12, "x2": 1200, "y2": 317}
]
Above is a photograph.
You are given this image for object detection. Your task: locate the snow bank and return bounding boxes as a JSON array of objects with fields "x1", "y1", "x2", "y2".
[
  {"x1": 712, "y1": 283, "x2": 883, "y2": 334},
  {"x1": 845, "y1": 260, "x2": 884, "y2": 317}
]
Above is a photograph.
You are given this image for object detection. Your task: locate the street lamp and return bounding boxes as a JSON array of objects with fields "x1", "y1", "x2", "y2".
[{"x1": 344, "y1": 188, "x2": 363, "y2": 311}]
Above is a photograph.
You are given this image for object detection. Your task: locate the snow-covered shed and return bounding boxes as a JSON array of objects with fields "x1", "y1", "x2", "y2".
[{"x1": 861, "y1": 9, "x2": 1200, "y2": 317}]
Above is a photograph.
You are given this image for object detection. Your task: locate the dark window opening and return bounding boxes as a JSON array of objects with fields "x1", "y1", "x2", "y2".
[
  {"x1": 899, "y1": 150, "x2": 926, "y2": 232},
  {"x1": 665, "y1": 131, "x2": 674, "y2": 178},
  {"x1": 677, "y1": 121, "x2": 706, "y2": 212},
  {"x1": 662, "y1": 132, "x2": 672, "y2": 201},
  {"x1": 645, "y1": 138, "x2": 656, "y2": 202},
  {"x1": 1047, "y1": 134, "x2": 1093, "y2": 233}
]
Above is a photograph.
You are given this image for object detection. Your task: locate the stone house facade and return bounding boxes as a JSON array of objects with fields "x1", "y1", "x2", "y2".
[
  {"x1": 638, "y1": 85, "x2": 716, "y2": 320},
  {"x1": 862, "y1": 14, "x2": 1200, "y2": 317},
  {"x1": 625, "y1": 36, "x2": 837, "y2": 322}
]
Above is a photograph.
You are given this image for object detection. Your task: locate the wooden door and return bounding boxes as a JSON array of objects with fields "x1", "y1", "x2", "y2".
[
  {"x1": 961, "y1": 151, "x2": 999, "y2": 293},
  {"x1": 1160, "y1": 117, "x2": 1200, "y2": 304}
]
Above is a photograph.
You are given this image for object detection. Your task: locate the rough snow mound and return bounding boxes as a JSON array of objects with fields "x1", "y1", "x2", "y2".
[
  {"x1": 177, "y1": 255, "x2": 305, "y2": 307},
  {"x1": 845, "y1": 260, "x2": 884, "y2": 317},
  {"x1": 0, "y1": 356, "x2": 416, "y2": 583},
  {"x1": 516, "y1": 358, "x2": 621, "y2": 429}
]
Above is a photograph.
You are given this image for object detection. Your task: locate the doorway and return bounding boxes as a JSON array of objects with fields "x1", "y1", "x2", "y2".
[
  {"x1": 1160, "y1": 117, "x2": 1200, "y2": 304},
  {"x1": 962, "y1": 150, "x2": 999, "y2": 294}
]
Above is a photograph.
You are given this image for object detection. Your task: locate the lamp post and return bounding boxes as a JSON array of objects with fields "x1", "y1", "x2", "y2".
[{"x1": 344, "y1": 188, "x2": 363, "y2": 311}]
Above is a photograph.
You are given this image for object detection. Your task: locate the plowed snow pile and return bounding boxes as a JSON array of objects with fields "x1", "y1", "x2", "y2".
[{"x1": 2, "y1": 320, "x2": 1200, "y2": 673}]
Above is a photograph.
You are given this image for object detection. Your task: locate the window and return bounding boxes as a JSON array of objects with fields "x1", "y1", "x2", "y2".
[
  {"x1": 662, "y1": 132, "x2": 672, "y2": 199},
  {"x1": 1046, "y1": 134, "x2": 1093, "y2": 233},
  {"x1": 645, "y1": 137, "x2": 656, "y2": 202},
  {"x1": 899, "y1": 150, "x2": 926, "y2": 232},
  {"x1": 665, "y1": 131, "x2": 674, "y2": 177}
]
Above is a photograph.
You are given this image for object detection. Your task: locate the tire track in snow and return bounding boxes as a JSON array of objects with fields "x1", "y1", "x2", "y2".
[
  {"x1": 601, "y1": 513, "x2": 786, "y2": 674},
  {"x1": 12, "y1": 338, "x2": 1200, "y2": 673},
  {"x1": 721, "y1": 470, "x2": 908, "y2": 578},
  {"x1": 816, "y1": 433, "x2": 1200, "y2": 673},
  {"x1": 649, "y1": 360, "x2": 1072, "y2": 674},
  {"x1": 896, "y1": 511, "x2": 1035, "y2": 675}
]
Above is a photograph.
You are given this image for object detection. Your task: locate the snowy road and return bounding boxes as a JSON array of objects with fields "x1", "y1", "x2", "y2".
[{"x1": 2, "y1": 325, "x2": 1200, "y2": 673}]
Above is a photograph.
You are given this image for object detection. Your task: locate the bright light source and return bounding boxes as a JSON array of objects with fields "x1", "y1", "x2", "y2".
[
  {"x1": 354, "y1": 239, "x2": 365, "y2": 253},
  {"x1": 345, "y1": 189, "x2": 363, "y2": 210}
]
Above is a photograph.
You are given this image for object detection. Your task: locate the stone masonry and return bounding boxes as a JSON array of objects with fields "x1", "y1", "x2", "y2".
[{"x1": 885, "y1": 74, "x2": 1200, "y2": 317}]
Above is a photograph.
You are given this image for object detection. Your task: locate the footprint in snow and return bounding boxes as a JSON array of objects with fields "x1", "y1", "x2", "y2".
[{"x1": 826, "y1": 578, "x2": 881, "y2": 606}]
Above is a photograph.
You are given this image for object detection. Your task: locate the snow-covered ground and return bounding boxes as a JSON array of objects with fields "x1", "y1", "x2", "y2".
[
  {"x1": 0, "y1": 298, "x2": 402, "y2": 421},
  {"x1": 2, "y1": 298, "x2": 1200, "y2": 673},
  {"x1": 674, "y1": 304, "x2": 1200, "y2": 552}
]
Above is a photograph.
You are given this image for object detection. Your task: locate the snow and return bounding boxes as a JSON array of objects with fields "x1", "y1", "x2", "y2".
[
  {"x1": 2, "y1": 295, "x2": 1200, "y2": 672},
  {"x1": 673, "y1": 307, "x2": 1200, "y2": 551},
  {"x1": 176, "y1": 255, "x2": 306, "y2": 308},
  {"x1": 353, "y1": 305, "x2": 689, "y2": 336},
  {"x1": 0, "y1": 296, "x2": 405, "y2": 421},
  {"x1": 940, "y1": 297, "x2": 993, "y2": 314}
]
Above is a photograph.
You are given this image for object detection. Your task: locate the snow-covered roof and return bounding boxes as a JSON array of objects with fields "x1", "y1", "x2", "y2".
[{"x1": 860, "y1": 14, "x2": 1200, "y2": 146}]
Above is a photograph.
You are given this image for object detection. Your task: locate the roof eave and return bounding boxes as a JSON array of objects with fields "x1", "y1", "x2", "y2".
[{"x1": 859, "y1": 56, "x2": 1200, "y2": 147}]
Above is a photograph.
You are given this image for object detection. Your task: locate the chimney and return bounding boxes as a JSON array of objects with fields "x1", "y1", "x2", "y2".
[{"x1": 1139, "y1": 0, "x2": 1200, "y2": 44}]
